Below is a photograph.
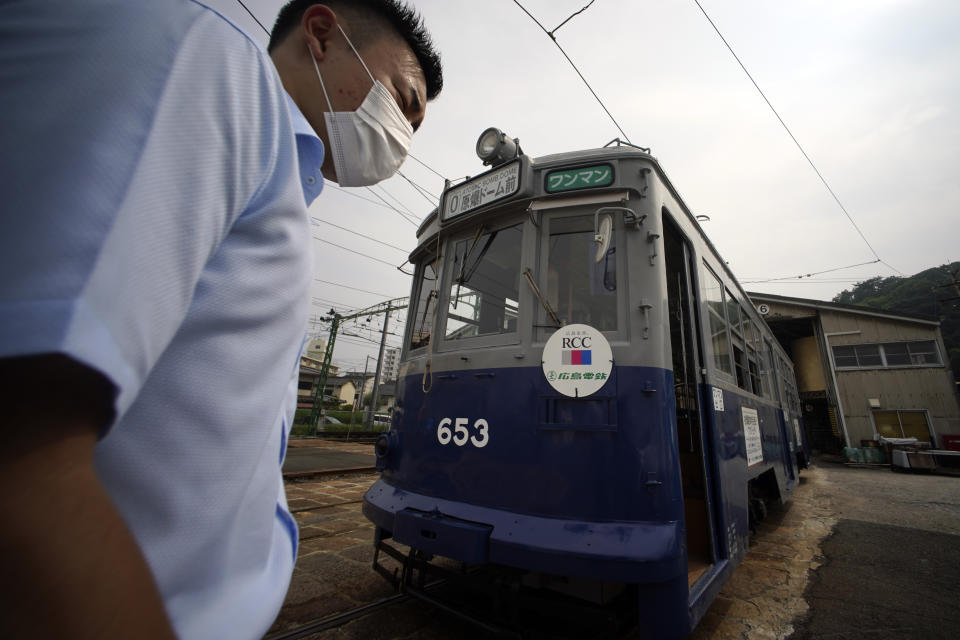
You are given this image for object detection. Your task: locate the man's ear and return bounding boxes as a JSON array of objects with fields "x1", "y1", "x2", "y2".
[{"x1": 302, "y1": 4, "x2": 339, "y2": 60}]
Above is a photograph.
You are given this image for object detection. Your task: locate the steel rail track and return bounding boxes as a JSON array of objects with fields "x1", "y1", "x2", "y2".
[{"x1": 264, "y1": 593, "x2": 409, "y2": 640}]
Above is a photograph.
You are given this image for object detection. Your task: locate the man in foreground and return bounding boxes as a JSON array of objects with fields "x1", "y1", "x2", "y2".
[{"x1": 0, "y1": 1, "x2": 442, "y2": 637}]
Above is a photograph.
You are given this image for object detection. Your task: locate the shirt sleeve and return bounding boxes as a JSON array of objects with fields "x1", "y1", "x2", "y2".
[{"x1": 0, "y1": 1, "x2": 294, "y2": 424}]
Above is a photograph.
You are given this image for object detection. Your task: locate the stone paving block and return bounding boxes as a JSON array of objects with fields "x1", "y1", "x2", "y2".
[
  {"x1": 687, "y1": 610, "x2": 750, "y2": 639},
  {"x1": 271, "y1": 463, "x2": 860, "y2": 639}
]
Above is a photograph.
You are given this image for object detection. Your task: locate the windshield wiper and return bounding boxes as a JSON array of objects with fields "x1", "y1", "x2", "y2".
[
  {"x1": 452, "y1": 226, "x2": 486, "y2": 310},
  {"x1": 523, "y1": 268, "x2": 561, "y2": 329}
]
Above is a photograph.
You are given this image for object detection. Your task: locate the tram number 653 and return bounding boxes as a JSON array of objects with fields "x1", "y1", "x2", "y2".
[{"x1": 437, "y1": 418, "x2": 489, "y2": 448}]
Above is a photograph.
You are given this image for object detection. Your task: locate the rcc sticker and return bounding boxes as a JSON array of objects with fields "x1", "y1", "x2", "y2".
[{"x1": 542, "y1": 324, "x2": 613, "y2": 398}]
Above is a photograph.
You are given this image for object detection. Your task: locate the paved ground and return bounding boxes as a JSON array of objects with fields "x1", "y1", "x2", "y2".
[
  {"x1": 282, "y1": 438, "x2": 375, "y2": 474},
  {"x1": 268, "y1": 451, "x2": 960, "y2": 639},
  {"x1": 789, "y1": 465, "x2": 960, "y2": 640}
]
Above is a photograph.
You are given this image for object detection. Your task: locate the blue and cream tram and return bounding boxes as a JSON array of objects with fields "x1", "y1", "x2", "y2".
[{"x1": 363, "y1": 129, "x2": 808, "y2": 638}]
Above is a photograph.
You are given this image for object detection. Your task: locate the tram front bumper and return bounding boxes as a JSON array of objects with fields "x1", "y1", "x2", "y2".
[{"x1": 363, "y1": 478, "x2": 685, "y2": 584}]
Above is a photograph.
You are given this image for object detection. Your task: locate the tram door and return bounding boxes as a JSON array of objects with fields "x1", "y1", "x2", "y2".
[{"x1": 662, "y1": 213, "x2": 715, "y2": 588}]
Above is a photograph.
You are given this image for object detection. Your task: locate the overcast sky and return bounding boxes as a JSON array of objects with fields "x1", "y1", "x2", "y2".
[{"x1": 207, "y1": 0, "x2": 960, "y2": 372}]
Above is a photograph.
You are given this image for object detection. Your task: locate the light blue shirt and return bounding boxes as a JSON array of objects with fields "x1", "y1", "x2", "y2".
[{"x1": 0, "y1": 1, "x2": 323, "y2": 637}]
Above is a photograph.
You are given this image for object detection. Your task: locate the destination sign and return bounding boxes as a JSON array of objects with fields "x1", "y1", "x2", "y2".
[
  {"x1": 442, "y1": 161, "x2": 520, "y2": 221},
  {"x1": 545, "y1": 164, "x2": 614, "y2": 193}
]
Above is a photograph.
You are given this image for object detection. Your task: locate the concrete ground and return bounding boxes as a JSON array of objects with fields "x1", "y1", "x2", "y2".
[
  {"x1": 268, "y1": 450, "x2": 960, "y2": 639},
  {"x1": 789, "y1": 465, "x2": 960, "y2": 640},
  {"x1": 282, "y1": 438, "x2": 375, "y2": 475}
]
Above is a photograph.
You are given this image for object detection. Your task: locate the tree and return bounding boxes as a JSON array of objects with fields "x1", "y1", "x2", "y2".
[{"x1": 832, "y1": 262, "x2": 960, "y2": 381}]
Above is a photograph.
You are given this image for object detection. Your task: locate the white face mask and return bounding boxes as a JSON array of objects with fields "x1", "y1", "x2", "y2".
[{"x1": 309, "y1": 25, "x2": 414, "y2": 187}]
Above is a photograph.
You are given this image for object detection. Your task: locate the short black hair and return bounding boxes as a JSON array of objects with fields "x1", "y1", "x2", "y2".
[{"x1": 268, "y1": 0, "x2": 443, "y2": 100}]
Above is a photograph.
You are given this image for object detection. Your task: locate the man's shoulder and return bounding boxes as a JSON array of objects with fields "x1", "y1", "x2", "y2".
[
  {"x1": 73, "y1": 0, "x2": 268, "y2": 66},
  {"x1": 187, "y1": 1, "x2": 270, "y2": 56}
]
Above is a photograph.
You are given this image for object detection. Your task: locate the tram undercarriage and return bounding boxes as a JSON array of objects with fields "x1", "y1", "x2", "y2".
[{"x1": 372, "y1": 526, "x2": 644, "y2": 639}]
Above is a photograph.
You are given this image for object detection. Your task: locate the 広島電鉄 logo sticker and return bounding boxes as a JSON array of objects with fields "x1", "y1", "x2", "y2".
[{"x1": 542, "y1": 324, "x2": 613, "y2": 397}]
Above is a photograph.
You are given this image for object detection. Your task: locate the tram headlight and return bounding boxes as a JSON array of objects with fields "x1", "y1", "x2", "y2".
[{"x1": 476, "y1": 127, "x2": 519, "y2": 167}]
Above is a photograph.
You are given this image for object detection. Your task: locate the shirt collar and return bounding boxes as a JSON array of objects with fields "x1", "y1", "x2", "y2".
[{"x1": 284, "y1": 92, "x2": 325, "y2": 206}]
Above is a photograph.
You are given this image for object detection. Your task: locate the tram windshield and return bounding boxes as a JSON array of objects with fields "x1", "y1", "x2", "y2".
[
  {"x1": 444, "y1": 223, "x2": 522, "y2": 340},
  {"x1": 408, "y1": 255, "x2": 439, "y2": 350},
  {"x1": 546, "y1": 215, "x2": 617, "y2": 330}
]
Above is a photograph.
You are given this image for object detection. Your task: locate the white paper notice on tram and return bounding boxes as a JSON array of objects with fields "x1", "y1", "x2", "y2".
[{"x1": 742, "y1": 407, "x2": 763, "y2": 466}]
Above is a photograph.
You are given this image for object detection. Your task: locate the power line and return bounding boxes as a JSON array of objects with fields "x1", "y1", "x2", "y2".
[
  {"x1": 740, "y1": 259, "x2": 881, "y2": 284},
  {"x1": 312, "y1": 236, "x2": 401, "y2": 268},
  {"x1": 407, "y1": 152, "x2": 448, "y2": 180},
  {"x1": 364, "y1": 187, "x2": 420, "y2": 226},
  {"x1": 312, "y1": 278, "x2": 396, "y2": 298},
  {"x1": 397, "y1": 170, "x2": 440, "y2": 206},
  {"x1": 326, "y1": 184, "x2": 406, "y2": 212},
  {"x1": 310, "y1": 295, "x2": 365, "y2": 311},
  {"x1": 339, "y1": 332, "x2": 404, "y2": 348},
  {"x1": 550, "y1": 0, "x2": 598, "y2": 35},
  {"x1": 746, "y1": 280, "x2": 867, "y2": 285},
  {"x1": 235, "y1": 0, "x2": 268, "y2": 34},
  {"x1": 311, "y1": 298, "x2": 354, "y2": 312},
  {"x1": 512, "y1": 0, "x2": 631, "y2": 142},
  {"x1": 692, "y1": 0, "x2": 901, "y2": 276},
  {"x1": 312, "y1": 217, "x2": 409, "y2": 253},
  {"x1": 373, "y1": 183, "x2": 422, "y2": 220}
]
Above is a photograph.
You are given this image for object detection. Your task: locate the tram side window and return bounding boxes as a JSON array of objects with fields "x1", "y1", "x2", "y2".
[
  {"x1": 779, "y1": 356, "x2": 800, "y2": 412},
  {"x1": 547, "y1": 215, "x2": 617, "y2": 330},
  {"x1": 744, "y1": 317, "x2": 763, "y2": 396},
  {"x1": 725, "y1": 289, "x2": 750, "y2": 392},
  {"x1": 702, "y1": 267, "x2": 733, "y2": 375},
  {"x1": 763, "y1": 339, "x2": 779, "y2": 401},
  {"x1": 445, "y1": 223, "x2": 522, "y2": 340},
  {"x1": 408, "y1": 256, "x2": 439, "y2": 350},
  {"x1": 777, "y1": 355, "x2": 790, "y2": 407}
]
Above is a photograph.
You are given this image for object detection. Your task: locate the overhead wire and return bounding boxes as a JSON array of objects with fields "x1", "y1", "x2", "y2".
[
  {"x1": 312, "y1": 278, "x2": 398, "y2": 298},
  {"x1": 550, "y1": 0, "x2": 597, "y2": 35},
  {"x1": 310, "y1": 298, "x2": 355, "y2": 311},
  {"x1": 740, "y1": 259, "x2": 881, "y2": 284},
  {"x1": 512, "y1": 0, "x2": 631, "y2": 142},
  {"x1": 326, "y1": 184, "x2": 407, "y2": 212},
  {"x1": 364, "y1": 187, "x2": 420, "y2": 226},
  {"x1": 236, "y1": 0, "x2": 269, "y2": 34},
  {"x1": 312, "y1": 217, "x2": 409, "y2": 253},
  {"x1": 312, "y1": 236, "x2": 402, "y2": 268},
  {"x1": 691, "y1": 0, "x2": 902, "y2": 276},
  {"x1": 407, "y1": 152, "x2": 448, "y2": 180},
  {"x1": 372, "y1": 183, "x2": 422, "y2": 220},
  {"x1": 397, "y1": 170, "x2": 440, "y2": 206}
]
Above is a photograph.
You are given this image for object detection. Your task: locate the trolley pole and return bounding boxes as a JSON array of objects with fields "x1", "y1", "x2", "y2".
[{"x1": 366, "y1": 302, "x2": 392, "y2": 430}]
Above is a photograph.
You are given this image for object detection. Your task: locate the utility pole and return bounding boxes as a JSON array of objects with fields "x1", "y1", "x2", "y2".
[
  {"x1": 309, "y1": 311, "x2": 341, "y2": 433},
  {"x1": 307, "y1": 298, "x2": 410, "y2": 434},
  {"x1": 934, "y1": 267, "x2": 960, "y2": 307},
  {"x1": 366, "y1": 301, "x2": 392, "y2": 429},
  {"x1": 348, "y1": 355, "x2": 373, "y2": 438}
]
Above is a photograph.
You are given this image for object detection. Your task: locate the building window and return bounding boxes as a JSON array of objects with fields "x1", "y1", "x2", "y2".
[
  {"x1": 833, "y1": 340, "x2": 942, "y2": 370},
  {"x1": 872, "y1": 409, "x2": 932, "y2": 443},
  {"x1": 297, "y1": 379, "x2": 313, "y2": 391}
]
